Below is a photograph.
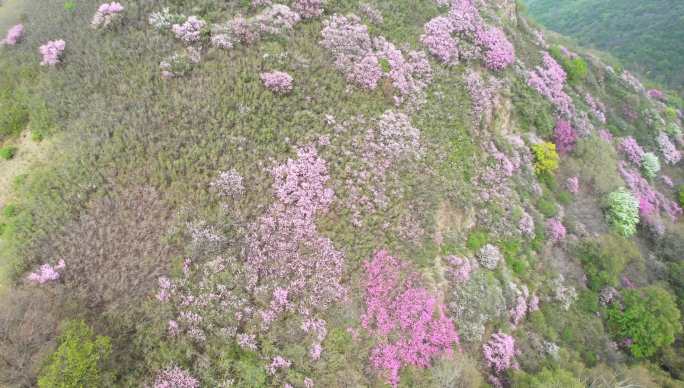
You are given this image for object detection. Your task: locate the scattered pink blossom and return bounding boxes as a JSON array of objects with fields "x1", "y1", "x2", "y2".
[
  {"x1": 27, "y1": 259, "x2": 65, "y2": 284},
  {"x1": 172, "y1": 16, "x2": 206, "y2": 43},
  {"x1": 260, "y1": 71, "x2": 294, "y2": 94},
  {"x1": 483, "y1": 332, "x2": 517, "y2": 374},
  {"x1": 292, "y1": 0, "x2": 323, "y2": 19},
  {"x1": 619, "y1": 136, "x2": 644, "y2": 165},
  {"x1": 39, "y1": 39, "x2": 66, "y2": 66},
  {"x1": 91, "y1": 2, "x2": 124, "y2": 28},
  {"x1": 566, "y1": 176, "x2": 579, "y2": 194},
  {"x1": 445, "y1": 256, "x2": 472, "y2": 282},
  {"x1": 267, "y1": 356, "x2": 292, "y2": 375},
  {"x1": 553, "y1": 120, "x2": 576, "y2": 154},
  {"x1": 518, "y1": 211, "x2": 535, "y2": 237},
  {"x1": 347, "y1": 54, "x2": 383, "y2": 90},
  {"x1": 598, "y1": 129, "x2": 613, "y2": 142},
  {"x1": 647, "y1": 89, "x2": 665, "y2": 101},
  {"x1": 527, "y1": 52, "x2": 573, "y2": 117},
  {"x1": 154, "y1": 366, "x2": 199, "y2": 388},
  {"x1": 618, "y1": 162, "x2": 682, "y2": 221},
  {"x1": 1, "y1": 24, "x2": 23, "y2": 46},
  {"x1": 237, "y1": 333, "x2": 258, "y2": 351},
  {"x1": 657, "y1": 132, "x2": 681, "y2": 165},
  {"x1": 546, "y1": 218, "x2": 566, "y2": 242}
]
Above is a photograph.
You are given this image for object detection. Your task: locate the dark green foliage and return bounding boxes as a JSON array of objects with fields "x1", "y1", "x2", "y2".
[
  {"x1": 536, "y1": 196, "x2": 557, "y2": 218},
  {"x1": 549, "y1": 46, "x2": 588, "y2": 85},
  {"x1": 607, "y1": 286, "x2": 682, "y2": 359},
  {"x1": 38, "y1": 320, "x2": 112, "y2": 388},
  {"x1": 525, "y1": 0, "x2": 684, "y2": 95},
  {"x1": 678, "y1": 185, "x2": 684, "y2": 207},
  {"x1": 576, "y1": 235, "x2": 639, "y2": 291},
  {"x1": 512, "y1": 367, "x2": 584, "y2": 387},
  {"x1": 0, "y1": 146, "x2": 17, "y2": 160},
  {"x1": 466, "y1": 230, "x2": 488, "y2": 251}
]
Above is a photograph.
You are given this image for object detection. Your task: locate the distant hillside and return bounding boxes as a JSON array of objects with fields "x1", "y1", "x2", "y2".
[{"x1": 524, "y1": 0, "x2": 684, "y2": 95}]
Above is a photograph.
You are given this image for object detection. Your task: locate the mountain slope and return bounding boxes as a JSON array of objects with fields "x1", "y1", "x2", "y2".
[
  {"x1": 524, "y1": 0, "x2": 684, "y2": 95},
  {"x1": 0, "y1": 0, "x2": 683, "y2": 387}
]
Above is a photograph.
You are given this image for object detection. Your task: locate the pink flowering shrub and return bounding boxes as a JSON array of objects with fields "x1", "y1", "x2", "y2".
[
  {"x1": 321, "y1": 14, "x2": 432, "y2": 108},
  {"x1": 598, "y1": 129, "x2": 613, "y2": 142},
  {"x1": 476, "y1": 26, "x2": 515, "y2": 70},
  {"x1": 1, "y1": 24, "x2": 23, "y2": 46},
  {"x1": 39, "y1": 40, "x2": 66, "y2": 66},
  {"x1": 420, "y1": 0, "x2": 514, "y2": 70},
  {"x1": 421, "y1": 16, "x2": 458, "y2": 64},
  {"x1": 483, "y1": 332, "x2": 517, "y2": 373},
  {"x1": 154, "y1": 366, "x2": 199, "y2": 388},
  {"x1": 246, "y1": 146, "x2": 345, "y2": 332},
  {"x1": 546, "y1": 218, "x2": 566, "y2": 242},
  {"x1": 292, "y1": 0, "x2": 323, "y2": 19},
  {"x1": 347, "y1": 54, "x2": 383, "y2": 90},
  {"x1": 267, "y1": 356, "x2": 291, "y2": 375},
  {"x1": 527, "y1": 52, "x2": 573, "y2": 117},
  {"x1": 362, "y1": 250, "x2": 459, "y2": 387},
  {"x1": 210, "y1": 169, "x2": 244, "y2": 198},
  {"x1": 619, "y1": 136, "x2": 645, "y2": 165},
  {"x1": 91, "y1": 2, "x2": 124, "y2": 29},
  {"x1": 27, "y1": 259, "x2": 66, "y2": 284},
  {"x1": 566, "y1": 176, "x2": 579, "y2": 194},
  {"x1": 619, "y1": 162, "x2": 682, "y2": 221},
  {"x1": 172, "y1": 16, "x2": 206, "y2": 43},
  {"x1": 657, "y1": 132, "x2": 681, "y2": 165},
  {"x1": 465, "y1": 71, "x2": 500, "y2": 122},
  {"x1": 445, "y1": 256, "x2": 473, "y2": 282},
  {"x1": 553, "y1": 120, "x2": 576, "y2": 155},
  {"x1": 647, "y1": 89, "x2": 665, "y2": 101},
  {"x1": 260, "y1": 71, "x2": 294, "y2": 94}
]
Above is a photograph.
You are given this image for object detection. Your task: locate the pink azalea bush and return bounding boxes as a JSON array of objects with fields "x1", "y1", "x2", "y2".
[
  {"x1": 546, "y1": 218, "x2": 566, "y2": 242},
  {"x1": 292, "y1": 0, "x2": 323, "y2": 19},
  {"x1": 647, "y1": 89, "x2": 665, "y2": 101},
  {"x1": 1, "y1": 24, "x2": 24, "y2": 46},
  {"x1": 527, "y1": 52, "x2": 573, "y2": 117},
  {"x1": 420, "y1": 0, "x2": 514, "y2": 70},
  {"x1": 619, "y1": 162, "x2": 682, "y2": 221},
  {"x1": 362, "y1": 250, "x2": 459, "y2": 387},
  {"x1": 445, "y1": 256, "x2": 473, "y2": 282},
  {"x1": 476, "y1": 26, "x2": 515, "y2": 70},
  {"x1": 27, "y1": 259, "x2": 66, "y2": 284},
  {"x1": 154, "y1": 366, "x2": 199, "y2": 388},
  {"x1": 91, "y1": 2, "x2": 124, "y2": 28},
  {"x1": 39, "y1": 39, "x2": 66, "y2": 66},
  {"x1": 657, "y1": 132, "x2": 681, "y2": 165},
  {"x1": 598, "y1": 129, "x2": 613, "y2": 142},
  {"x1": 260, "y1": 71, "x2": 294, "y2": 94},
  {"x1": 483, "y1": 332, "x2": 517, "y2": 373},
  {"x1": 321, "y1": 14, "x2": 432, "y2": 108},
  {"x1": 619, "y1": 136, "x2": 645, "y2": 165},
  {"x1": 553, "y1": 119, "x2": 576, "y2": 154},
  {"x1": 172, "y1": 16, "x2": 206, "y2": 43},
  {"x1": 246, "y1": 146, "x2": 345, "y2": 346}
]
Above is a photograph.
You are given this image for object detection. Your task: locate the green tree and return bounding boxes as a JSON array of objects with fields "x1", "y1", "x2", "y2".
[
  {"x1": 607, "y1": 286, "x2": 682, "y2": 359},
  {"x1": 513, "y1": 368, "x2": 584, "y2": 388},
  {"x1": 38, "y1": 320, "x2": 112, "y2": 388}
]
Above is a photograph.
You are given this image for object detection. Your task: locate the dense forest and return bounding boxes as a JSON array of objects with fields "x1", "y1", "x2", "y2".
[
  {"x1": 1, "y1": 0, "x2": 684, "y2": 387},
  {"x1": 524, "y1": 0, "x2": 684, "y2": 97}
]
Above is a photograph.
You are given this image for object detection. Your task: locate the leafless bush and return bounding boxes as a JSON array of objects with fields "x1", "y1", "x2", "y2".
[{"x1": 36, "y1": 185, "x2": 178, "y2": 313}]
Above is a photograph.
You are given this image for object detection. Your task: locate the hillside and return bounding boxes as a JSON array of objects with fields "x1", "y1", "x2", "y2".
[
  {"x1": 1, "y1": 0, "x2": 683, "y2": 387},
  {"x1": 524, "y1": 0, "x2": 684, "y2": 96}
]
